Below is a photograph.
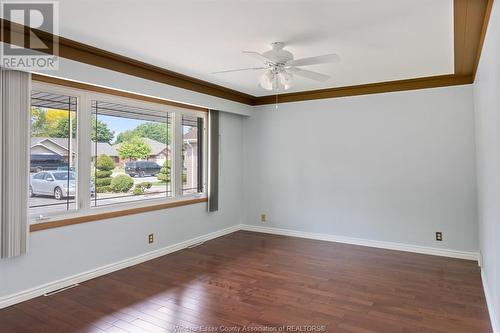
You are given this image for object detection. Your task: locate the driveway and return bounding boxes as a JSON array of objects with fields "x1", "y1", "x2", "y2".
[{"x1": 131, "y1": 175, "x2": 158, "y2": 184}]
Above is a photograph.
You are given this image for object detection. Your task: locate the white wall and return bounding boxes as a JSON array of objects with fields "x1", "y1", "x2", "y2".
[
  {"x1": 243, "y1": 85, "x2": 478, "y2": 252},
  {"x1": 473, "y1": 0, "x2": 500, "y2": 329},
  {"x1": 0, "y1": 112, "x2": 244, "y2": 299}
]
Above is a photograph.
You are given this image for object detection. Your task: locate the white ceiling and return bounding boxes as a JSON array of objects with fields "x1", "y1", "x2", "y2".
[{"x1": 53, "y1": 0, "x2": 453, "y2": 96}]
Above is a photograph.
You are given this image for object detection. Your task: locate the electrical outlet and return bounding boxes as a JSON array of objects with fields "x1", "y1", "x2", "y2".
[
  {"x1": 261, "y1": 213, "x2": 267, "y2": 223},
  {"x1": 148, "y1": 233, "x2": 154, "y2": 244},
  {"x1": 435, "y1": 232, "x2": 443, "y2": 241}
]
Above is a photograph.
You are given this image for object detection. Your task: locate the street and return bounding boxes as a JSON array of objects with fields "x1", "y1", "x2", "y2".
[{"x1": 29, "y1": 175, "x2": 170, "y2": 217}]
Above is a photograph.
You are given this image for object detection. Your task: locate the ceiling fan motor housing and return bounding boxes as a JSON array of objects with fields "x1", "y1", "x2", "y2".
[{"x1": 262, "y1": 42, "x2": 294, "y2": 65}]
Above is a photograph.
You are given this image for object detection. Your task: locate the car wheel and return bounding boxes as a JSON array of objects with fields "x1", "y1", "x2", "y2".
[
  {"x1": 54, "y1": 187, "x2": 63, "y2": 200},
  {"x1": 139, "y1": 171, "x2": 145, "y2": 178},
  {"x1": 29, "y1": 186, "x2": 35, "y2": 197}
]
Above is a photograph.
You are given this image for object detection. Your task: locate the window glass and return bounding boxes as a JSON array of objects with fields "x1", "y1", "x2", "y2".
[
  {"x1": 91, "y1": 100, "x2": 172, "y2": 207},
  {"x1": 29, "y1": 91, "x2": 78, "y2": 218},
  {"x1": 182, "y1": 114, "x2": 204, "y2": 194}
]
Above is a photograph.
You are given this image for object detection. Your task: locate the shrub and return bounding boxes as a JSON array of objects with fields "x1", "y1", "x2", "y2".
[
  {"x1": 138, "y1": 182, "x2": 152, "y2": 189},
  {"x1": 95, "y1": 154, "x2": 114, "y2": 171},
  {"x1": 110, "y1": 174, "x2": 134, "y2": 193},
  {"x1": 95, "y1": 186, "x2": 111, "y2": 193},
  {"x1": 132, "y1": 187, "x2": 144, "y2": 196},
  {"x1": 133, "y1": 181, "x2": 152, "y2": 195},
  {"x1": 95, "y1": 178, "x2": 112, "y2": 187},
  {"x1": 95, "y1": 170, "x2": 112, "y2": 178},
  {"x1": 95, "y1": 154, "x2": 114, "y2": 193},
  {"x1": 157, "y1": 160, "x2": 171, "y2": 183}
]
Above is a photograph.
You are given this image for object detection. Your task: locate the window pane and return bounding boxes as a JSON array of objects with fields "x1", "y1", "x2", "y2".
[
  {"x1": 182, "y1": 114, "x2": 203, "y2": 194},
  {"x1": 91, "y1": 101, "x2": 172, "y2": 207},
  {"x1": 29, "y1": 91, "x2": 78, "y2": 218}
]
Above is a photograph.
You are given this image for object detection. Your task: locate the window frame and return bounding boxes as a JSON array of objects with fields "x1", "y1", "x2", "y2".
[
  {"x1": 30, "y1": 81, "x2": 208, "y2": 225},
  {"x1": 29, "y1": 83, "x2": 83, "y2": 221}
]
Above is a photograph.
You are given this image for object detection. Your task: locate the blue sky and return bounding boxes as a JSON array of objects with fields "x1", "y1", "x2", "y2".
[{"x1": 98, "y1": 115, "x2": 144, "y2": 139}]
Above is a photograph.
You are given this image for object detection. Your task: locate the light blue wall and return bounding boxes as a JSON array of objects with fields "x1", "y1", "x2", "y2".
[
  {"x1": 244, "y1": 85, "x2": 478, "y2": 252},
  {"x1": 474, "y1": 1, "x2": 500, "y2": 330}
]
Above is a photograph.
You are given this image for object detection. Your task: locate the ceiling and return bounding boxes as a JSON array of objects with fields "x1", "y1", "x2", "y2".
[{"x1": 39, "y1": 1, "x2": 454, "y2": 97}]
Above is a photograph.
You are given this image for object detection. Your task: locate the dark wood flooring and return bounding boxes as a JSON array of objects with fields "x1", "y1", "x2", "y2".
[{"x1": 0, "y1": 231, "x2": 492, "y2": 333}]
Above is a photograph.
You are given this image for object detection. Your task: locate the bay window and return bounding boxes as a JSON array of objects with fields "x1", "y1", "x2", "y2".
[{"x1": 29, "y1": 82, "x2": 207, "y2": 224}]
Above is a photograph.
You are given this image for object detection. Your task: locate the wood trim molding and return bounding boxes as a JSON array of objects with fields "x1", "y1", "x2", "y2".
[
  {"x1": 0, "y1": 0, "x2": 494, "y2": 105},
  {"x1": 472, "y1": 0, "x2": 495, "y2": 79},
  {"x1": 0, "y1": 19, "x2": 254, "y2": 105},
  {"x1": 29, "y1": 198, "x2": 208, "y2": 232},
  {"x1": 32, "y1": 74, "x2": 208, "y2": 112},
  {"x1": 454, "y1": 0, "x2": 491, "y2": 76},
  {"x1": 253, "y1": 75, "x2": 473, "y2": 105},
  {"x1": 254, "y1": 0, "x2": 491, "y2": 105}
]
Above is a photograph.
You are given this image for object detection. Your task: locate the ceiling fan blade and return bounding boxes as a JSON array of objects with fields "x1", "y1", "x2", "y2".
[
  {"x1": 211, "y1": 67, "x2": 267, "y2": 74},
  {"x1": 242, "y1": 51, "x2": 276, "y2": 63},
  {"x1": 287, "y1": 54, "x2": 340, "y2": 67},
  {"x1": 289, "y1": 67, "x2": 330, "y2": 82}
]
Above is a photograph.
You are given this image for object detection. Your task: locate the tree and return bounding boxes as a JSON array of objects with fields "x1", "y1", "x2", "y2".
[
  {"x1": 115, "y1": 123, "x2": 170, "y2": 144},
  {"x1": 52, "y1": 115, "x2": 77, "y2": 138},
  {"x1": 31, "y1": 108, "x2": 74, "y2": 138},
  {"x1": 30, "y1": 108, "x2": 114, "y2": 143},
  {"x1": 31, "y1": 107, "x2": 49, "y2": 136},
  {"x1": 115, "y1": 130, "x2": 136, "y2": 144},
  {"x1": 157, "y1": 160, "x2": 171, "y2": 183},
  {"x1": 92, "y1": 118, "x2": 115, "y2": 143},
  {"x1": 118, "y1": 137, "x2": 151, "y2": 161}
]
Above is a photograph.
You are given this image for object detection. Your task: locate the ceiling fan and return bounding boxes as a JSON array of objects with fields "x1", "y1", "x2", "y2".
[{"x1": 212, "y1": 42, "x2": 340, "y2": 92}]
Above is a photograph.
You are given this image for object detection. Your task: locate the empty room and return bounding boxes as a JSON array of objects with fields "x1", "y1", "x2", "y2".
[{"x1": 0, "y1": 0, "x2": 499, "y2": 332}]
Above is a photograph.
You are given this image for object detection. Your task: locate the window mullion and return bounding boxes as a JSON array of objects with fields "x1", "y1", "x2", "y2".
[
  {"x1": 173, "y1": 112, "x2": 183, "y2": 197},
  {"x1": 77, "y1": 94, "x2": 92, "y2": 212}
]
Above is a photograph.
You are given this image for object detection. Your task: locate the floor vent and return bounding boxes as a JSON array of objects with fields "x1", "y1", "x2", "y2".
[
  {"x1": 43, "y1": 283, "x2": 79, "y2": 296},
  {"x1": 187, "y1": 241, "x2": 205, "y2": 249}
]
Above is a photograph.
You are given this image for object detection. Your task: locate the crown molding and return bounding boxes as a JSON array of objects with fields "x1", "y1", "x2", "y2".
[
  {"x1": 0, "y1": 19, "x2": 255, "y2": 105},
  {"x1": 0, "y1": 0, "x2": 493, "y2": 106},
  {"x1": 253, "y1": 74, "x2": 473, "y2": 105}
]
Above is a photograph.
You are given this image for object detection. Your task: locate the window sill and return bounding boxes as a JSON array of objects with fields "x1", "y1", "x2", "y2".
[{"x1": 29, "y1": 197, "x2": 208, "y2": 232}]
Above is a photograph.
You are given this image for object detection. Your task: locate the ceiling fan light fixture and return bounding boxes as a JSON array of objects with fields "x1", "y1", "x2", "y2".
[
  {"x1": 280, "y1": 71, "x2": 293, "y2": 90},
  {"x1": 259, "y1": 70, "x2": 275, "y2": 91},
  {"x1": 214, "y1": 42, "x2": 339, "y2": 92},
  {"x1": 272, "y1": 75, "x2": 284, "y2": 91}
]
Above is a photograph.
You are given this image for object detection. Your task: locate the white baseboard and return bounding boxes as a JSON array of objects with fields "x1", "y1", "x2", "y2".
[
  {"x1": 239, "y1": 224, "x2": 479, "y2": 261},
  {"x1": 0, "y1": 224, "x2": 240, "y2": 309},
  {"x1": 482, "y1": 269, "x2": 499, "y2": 333}
]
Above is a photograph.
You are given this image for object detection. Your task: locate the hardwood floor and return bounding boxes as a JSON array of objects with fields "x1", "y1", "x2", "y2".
[{"x1": 0, "y1": 231, "x2": 492, "y2": 333}]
